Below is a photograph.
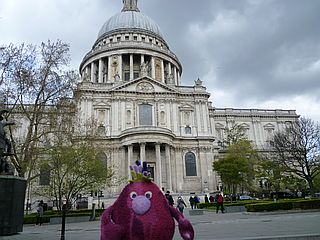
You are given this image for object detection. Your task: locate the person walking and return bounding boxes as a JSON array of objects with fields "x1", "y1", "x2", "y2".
[
  {"x1": 189, "y1": 196, "x2": 195, "y2": 209},
  {"x1": 193, "y1": 195, "x2": 200, "y2": 209},
  {"x1": 204, "y1": 194, "x2": 209, "y2": 203},
  {"x1": 36, "y1": 201, "x2": 44, "y2": 225},
  {"x1": 165, "y1": 191, "x2": 174, "y2": 206},
  {"x1": 176, "y1": 196, "x2": 187, "y2": 214},
  {"x1": 216, "y1": 192, "x2": 224, "y2": 213}
]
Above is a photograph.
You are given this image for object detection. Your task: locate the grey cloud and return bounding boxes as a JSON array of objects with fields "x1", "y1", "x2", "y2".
[{"x1": 1, "y1": 0, "x2": 320, "y2": 120}]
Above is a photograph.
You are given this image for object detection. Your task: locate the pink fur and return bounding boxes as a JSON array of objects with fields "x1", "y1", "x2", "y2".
[{"x1": 100, "y1": 182, "x2": 194, "y2": 240}]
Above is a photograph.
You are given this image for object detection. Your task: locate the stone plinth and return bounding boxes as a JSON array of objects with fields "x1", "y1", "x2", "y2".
[{"x1": 0, "y1": 175, "x2": 27, "y2": 236}]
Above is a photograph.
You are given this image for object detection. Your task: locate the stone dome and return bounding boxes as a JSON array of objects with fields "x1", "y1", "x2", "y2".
[{"x1": 97, "y1": 10, "x2": 164, "y2": 40}]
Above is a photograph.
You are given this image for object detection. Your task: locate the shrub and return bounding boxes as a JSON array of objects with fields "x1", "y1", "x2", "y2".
[
  {"x1": 24, "y1": 208, "x2": 106, "y2": 224},
  {"x1": 198, "y1": 203, "x2": 216, "y2": 209},
  {"x1": 23, "y1": 215, "x2": 50, "y2": 224},
  {"x1": 245, "y1": 199, "x2": 320, "y2": 212}
]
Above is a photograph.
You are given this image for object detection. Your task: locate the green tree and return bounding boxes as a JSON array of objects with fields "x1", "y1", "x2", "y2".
[
  {"x1": 256, "y1": 154, "x2": 287, "y2": 192},
  {"x1": 314, "y1": 172, "x2": 320, "y2": 193},
  {"x1": 213, "y1": 140, "x2": 259, "y2": 194},
  {"x1": 41, "y1": 142, "x2": 113, "y2": 211},
  {"x1": 272, "y1": 117, "x2": 320, "y2": 196}
]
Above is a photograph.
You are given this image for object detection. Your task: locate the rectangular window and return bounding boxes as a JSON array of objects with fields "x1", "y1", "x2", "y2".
[
  {"x1": 139, "y1": 104, "x2": 152, "y2": 125},
  {"x1": 134, "y1": 72, "x2": 139, "y2": 79},
  {"x1": 124, "y1": 72, "x2": 130, "y2": 81},
  {"x1": 39, "y1": 167, "x2": 50, "y2": 185}
]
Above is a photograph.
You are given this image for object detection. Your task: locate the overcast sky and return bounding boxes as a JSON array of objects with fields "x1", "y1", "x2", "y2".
[{"x1": 1, "y1": 0, "x2": 320, "y2": 122}]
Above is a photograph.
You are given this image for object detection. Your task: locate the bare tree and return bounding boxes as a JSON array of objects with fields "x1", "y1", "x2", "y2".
[
  {"x1": 0, "y1": 40, "x2": 78, "y2": 178},
  {"x1": 272, "y1": 117, "x2": 320, "y2": 196},
  {"x1": 223, "y1": 123, "x2": 247, "y2": 147}
]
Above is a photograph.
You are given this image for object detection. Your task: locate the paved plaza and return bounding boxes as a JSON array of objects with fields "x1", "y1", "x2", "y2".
[{"x1": 1, "y1": 210, "x2": 320, "y2": 240}]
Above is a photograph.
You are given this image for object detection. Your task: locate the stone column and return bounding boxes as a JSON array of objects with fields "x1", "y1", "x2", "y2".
[
  {"x1": 128, "y1": 144, "x2": 133, "y2": 179},
  {"x1": 168, "y1": 62, "x2": 172, "y2": 77},
  {"x1": 174, "y1": 147, "x2": 183, "y2": 192},
  {"x1": 108, "y1": 56, "x2": 112, "y2": 82},
  {"x1": 155, "y1": 143, "x2": 162, "y2": 187},
  {"x1": 151, "y1": 57, "x2": 155, "y2": 79},
  {"x1": 91, "y1": 62, "x2": 95, "y2": 83},
  {"x1": 199, "y1": 148, "x2": 207, "y2": 193},
  {"x1": 98, "y1": 59, "x2": 103, "y2": 83},
  {"x1": 130, "y1": 54, "x2": 134, "y2": 80},
  {"x1": 84, "y1": 66, "x2": 89, "y2": 81},
  {"x1": 177, "y1": 71, "x2": 181, "y2": 85},
  {"x1": 140, "y1": 142, "x2": 146, "y2": 163},
  {"x1": 173, "y1": 66, "x2": 177, "y2": 85},
  {"x1": 119, "y1": 54, "x2": 123, "y2": 81},
  {"x1": 165, "y1": 144, "x2": 172, "y2": 191},
  {"x1": 121, "y1": 147, "x2": 127, "y2": 177},
  {"x1": 141, "y1": 54, "x2": 144, "y2": 64},
  {"x1": 161, "y1": 60, "x2": 165, "y2": 83}
]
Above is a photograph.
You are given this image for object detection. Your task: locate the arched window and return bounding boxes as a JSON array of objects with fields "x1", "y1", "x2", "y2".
[
  {"x1": 185, "y1": 152, "x2": 197, "y2": 176},
  {"x1": 185, "y1": 126, "x2": 191, "y2": 134},
  {"x1": 139, "y1": 104, "x2": 152, "y2": 125},
  {"x1": 98, "y1": 152, "x2": 108, "y2": 167}
]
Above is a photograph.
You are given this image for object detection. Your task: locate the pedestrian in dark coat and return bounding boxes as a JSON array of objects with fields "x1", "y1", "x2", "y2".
[
  {"x1": 189, "y1": 196, "x2": 195, "y2": 209},
  {"x1": 165, "y1": 191, "x2": 174, "y2": 206},
  {"x1": 177, "y1": 196, "x2": 187, "y2": 214}
]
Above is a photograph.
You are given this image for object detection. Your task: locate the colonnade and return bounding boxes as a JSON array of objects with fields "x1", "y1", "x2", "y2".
[
  {"x1": 124, "y1": 142, "x2": 173, "y2": 190},
  {"x1": 82, "y1": 53, "x2": 181, "y2": 85}
]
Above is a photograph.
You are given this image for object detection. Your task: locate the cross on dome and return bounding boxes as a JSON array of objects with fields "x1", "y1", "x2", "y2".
[{"x1": 122, "y1": 0, "x2": 140, "y2": 12}]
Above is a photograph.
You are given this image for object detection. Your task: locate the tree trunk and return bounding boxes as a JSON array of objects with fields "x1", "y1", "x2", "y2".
[{"x1": 306, "y1": 177, "x2": 315, "y2": 197}]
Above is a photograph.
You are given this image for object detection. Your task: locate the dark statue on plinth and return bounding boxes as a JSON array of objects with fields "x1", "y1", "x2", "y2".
[
  {"x1": 0, "y1": 109, "x2": 26, "y2": 236},
  {"x1": 0, "y1": 109, "x2": 15, "y2": 174}
]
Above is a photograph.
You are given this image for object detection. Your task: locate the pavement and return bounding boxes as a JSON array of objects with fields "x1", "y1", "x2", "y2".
[{"x1": 1, "y1": 210, "x2": 320, "y2": 240}]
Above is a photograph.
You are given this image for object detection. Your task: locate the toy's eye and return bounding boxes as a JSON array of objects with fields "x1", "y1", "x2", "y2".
[
  {"x1": 130, "y1": 192, "x2": 137, "y2": 199},
  {"x1": 145, "y1": 191, "x2": 152, "y2": 199}
]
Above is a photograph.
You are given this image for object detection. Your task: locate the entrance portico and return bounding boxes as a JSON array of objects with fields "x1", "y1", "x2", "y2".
[{"x1": 122, "y1": 141, "x2": 172, "y2": 191}]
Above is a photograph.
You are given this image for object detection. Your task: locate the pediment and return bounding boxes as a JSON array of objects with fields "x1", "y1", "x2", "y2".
[
  {"x1": 110, "y1": 76, "x2": 179, "y2": 94},
  {"x1": 215, "y1": 123, "x2": 225, "y2": 129},
  {"x1": 240, "y1": 123, "x2": 250, "y2": 129},
  {"x1": 263, "y1": 123, "x2": 275, "y2": 129},
  {"x1": 179, "y1": 103, "x2": 194, "y2": 111},
  {"x1": 93, "y1": 100, "x2": 110, "y2": 108}
]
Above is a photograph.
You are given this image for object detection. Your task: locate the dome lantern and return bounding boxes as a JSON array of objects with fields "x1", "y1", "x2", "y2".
[{"x1": 122, "y1": 0, "x2": 140, "y2": 12}]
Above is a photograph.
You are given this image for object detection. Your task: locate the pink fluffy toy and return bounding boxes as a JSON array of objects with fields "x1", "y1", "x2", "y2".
[{"x1": 100, "y1": 160, "x2": 194, "y2": 240}]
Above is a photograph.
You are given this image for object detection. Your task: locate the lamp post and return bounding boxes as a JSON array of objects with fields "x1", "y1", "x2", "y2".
[{"x1": 60, "y1": 203, "x2": 67, "y2": 240}]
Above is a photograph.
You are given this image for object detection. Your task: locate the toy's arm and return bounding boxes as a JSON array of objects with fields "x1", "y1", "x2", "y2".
[
  {"x1": 100, "y1": 207, "x2": 125, "y2": 240},
  {"x1": 169, "y1": 205, "x2": 194, "y2": 240}
]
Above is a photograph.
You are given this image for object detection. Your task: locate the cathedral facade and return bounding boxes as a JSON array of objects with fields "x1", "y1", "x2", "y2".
[{"x1": 76, "y1": 0, "x2": 298, "y2": 195}]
